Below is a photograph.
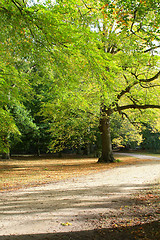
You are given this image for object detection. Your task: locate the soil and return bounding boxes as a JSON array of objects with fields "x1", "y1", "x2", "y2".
[{"x1": 0, "y1": 153, "x2": 160, "y2": 240}]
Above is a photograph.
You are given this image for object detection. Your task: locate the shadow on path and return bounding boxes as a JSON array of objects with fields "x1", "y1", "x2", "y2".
[
  {"x1": 0, "y1": 161, "x2": 159, "y2": 237},
  {"x1": 0, "y1": 220, "x2": 159, "y2": 240},
  {"x1": 0, "y1": 182, "x2": 155, "y2": 216}
]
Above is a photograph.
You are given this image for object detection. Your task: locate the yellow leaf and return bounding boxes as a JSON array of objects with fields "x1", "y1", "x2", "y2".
[{"x1": 61, "y1": 222, "x2": 72, "y2": 226}]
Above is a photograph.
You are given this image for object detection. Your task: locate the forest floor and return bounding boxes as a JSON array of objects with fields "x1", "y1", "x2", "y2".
[{"x1": 0, "y1": 153, "x2": 160, "y2": 239}]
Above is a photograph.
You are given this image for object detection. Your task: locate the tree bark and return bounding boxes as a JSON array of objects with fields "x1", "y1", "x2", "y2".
[
  {"x1": 1, "y1": 134, "x2": 10, "y2": 159},
  {"x1": 1, "y1": 149, "x2": 10, "y2": 160},
  {"x1": 98, "y1": 114, "x2": 115, "y2": 163}
]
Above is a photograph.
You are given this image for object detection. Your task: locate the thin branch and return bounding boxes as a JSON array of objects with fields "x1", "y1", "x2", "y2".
[
  {"x1": 144, "y1": 45, "x2": 160, "y2": 53},
  {"x1": 139, "y1": 71, "x2": 160, "y2": 83},
  {"x1": 14, "y1": 0, "x2": 23, "y2": 7},
  {"x1": 127, "y1": 95, "x2": 140, "y2": 105},
  {"x1": 130, "y1": 11, "x2": 144, "y2": 39},
  {"x1": 115, "y1": 70, "x2": 160, "y2": 109},
  {"x1": 119, "y1": 112, "x2": 142, "y2": 130},
  {"x1": 140, "y1": 82, "x2": 160, "y2": 88},
  {"x1": 76, "y1": 5, "x2": 83, "y2": 18},
  {"x1": 117, "y1": 81, "x2": 138, "y2": 100},
  {"x1": 81, "y1": 0, "x2": 92, "y2": 10},
  {"x1": 121, "y1": 112, "x2": 137, "y2": 125},
  {"x1": 121, "y1": 111, "x2": 130, "y2": 120},
  {"x1": 130, "y1": 9, "x2": 137, "y2": 32},
  {"x1": 112, "y1": 48, "x2": 121, "y2": 54},
  {"x1": 117, "y1": 104, "x2": 160, "y2": 112},
  {"x1": 123, "y1": 74, "x2": 129, "y2": 83},
  {"x1": 0, "y1": 5, "x2": 9, "y2": 12},
  {"x1": 11, "y1": 0, "x2": 23, "y2": 14}
]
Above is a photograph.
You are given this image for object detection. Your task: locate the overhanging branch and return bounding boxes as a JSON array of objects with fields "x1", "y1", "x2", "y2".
[
  {"x1": 144, "y1": 45, "x2": 160, "y2": 53},
  {"x1": 140, "y1": 82, "x2": 160, "y2": 88},
  {"x1": 117, "y1": 70, "x2": 160, "y2": 101},
  {"x1": 117, "y1": 81, "x2": 138, "y2": 100},
  {"x1": 11, "y1": 0, "x2": 23, "y2": 14},
  {"x1": 139, "y1": 71, "x2": 160, "y2": 83},
  {"x1": 117, "y1": 104, "x2": 160, "y2": 112}
]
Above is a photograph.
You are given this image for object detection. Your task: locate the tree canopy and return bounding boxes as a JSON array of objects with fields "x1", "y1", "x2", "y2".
[{"x1": 0, "y1": 0, "x2": 160, "y2": 160}]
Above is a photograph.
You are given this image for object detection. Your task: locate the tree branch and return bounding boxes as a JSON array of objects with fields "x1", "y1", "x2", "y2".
[
  {"x1": 130, "y1": 9, "x2": 137, "y2": 32},
  {"x1": 144, "y1": 45, "x2": 160, "y2": 53},
  {"x1": 130, "y1": 10, "x2": 145, "y2": 40},
  {"x1": 127, "y1": 95, "x2": 140, "y2": 105},
  {"x1": 0, "y1": 5, "x2": 9, "y2": 13},
  {"x1": 11, "y1": 0, "x2": 23, "y2": 14},
  {"x1": 117, "y1": 104, "x2": 160, "y2": 112},
  {"x1": 81, "y1": 0, "x2": 92, "y2": 10},
  {"x1": 117, "y1": 81, "x2": 138, "y2": 100},
  {"x1": 140, "y1": 82, "x2": 160, "y2": 88},
  {"x1": 115, "y1": 70, "x2": 160, "y2": 107},
  {"x1": 138, "y1": 71, "x2": 160, "y2": 83}
]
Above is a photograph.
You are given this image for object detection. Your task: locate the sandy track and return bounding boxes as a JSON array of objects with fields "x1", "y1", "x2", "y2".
[
  {"x1": 116, "y1": 152, "x2": 160, "y2": 160},
  {"x1": 0, "y1": 155, "x2": 160, "y2": 237}
]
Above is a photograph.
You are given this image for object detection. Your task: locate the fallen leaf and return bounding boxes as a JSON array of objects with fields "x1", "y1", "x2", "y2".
[{"x1": 61, "y1": 222, "x2": 72, "y2": 226}]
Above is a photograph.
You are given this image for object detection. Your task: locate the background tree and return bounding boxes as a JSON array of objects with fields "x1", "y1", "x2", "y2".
[
  {"x1": 111, "y1": 113, "x2": 142, "y2": 150},
  {"x1": 0, "y1": 0, "x2": 83, "y2": 157},
  {"x1": 139, "y1": 112, "x2": 160, "y2": 152}
]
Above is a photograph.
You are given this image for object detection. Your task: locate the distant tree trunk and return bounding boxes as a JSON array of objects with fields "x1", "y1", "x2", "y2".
[
  {"x1": 98, "y1": 111, "x2": 115, "y2": 163},
  {"x1": 37, "y1": 139, "x2": 41, "y2": 156},
  {"x1": 1, "y1": 148, "x2": 10, "y2": 160},
  {"x1": 1, "y1": 134, "x2": 10, "y2": 159},
  {"x1": 58, "y1": 152, "x2": 62, "y2": 157}
]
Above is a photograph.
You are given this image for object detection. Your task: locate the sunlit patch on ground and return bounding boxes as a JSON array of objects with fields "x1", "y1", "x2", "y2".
[{"x1": 0, "y1": 154, "x2": 156, "y2": 192}]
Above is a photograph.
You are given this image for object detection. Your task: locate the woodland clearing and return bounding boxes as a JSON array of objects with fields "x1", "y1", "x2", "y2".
[{"x1": 0, "y1": 153, "x2": 160, "y2": 239}]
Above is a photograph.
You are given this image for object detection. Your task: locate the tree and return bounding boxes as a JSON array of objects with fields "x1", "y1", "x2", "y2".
[
  {"x1": 0, "y1": 0, "x2": 80, "y2": 156},
  {"x1": 96, "y1": 0, "x2": 160, "y2": 162},
  {"x1": 0, "y1": 58, "x2": 28, "y2": 158},
  {"x1": 139, "y1": 112, "x2": 160, "y2": 152},
  {"x1": 110, "y1": 112, "x2": 142, "y2": 150},
  {"x1": 1, "y1": 0, "x2": 160, "y2": 162},
  {"x1": 141, "y1": 122, "x2": 160, "y2": 152},
  {"x1": 9, "y1": 102, "x2": 39, "y2": 154},
  {"x1": 41, "y1": 0, "x2": 160, "y2": 162},
  {"x1": 0, "y1": 108, "x2": 20, "y2": 159}
]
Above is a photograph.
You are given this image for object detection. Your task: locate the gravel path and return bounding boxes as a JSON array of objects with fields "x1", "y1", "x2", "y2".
[
  {"x1": 116, "y1": 152, "x2": 160, "y2": 160},
  {"x1": 0, "y1": 154, "x2": 160, "y2": 238}
]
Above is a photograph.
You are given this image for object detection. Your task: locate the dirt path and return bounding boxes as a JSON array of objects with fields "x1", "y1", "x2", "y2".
[
  {"x1": 116, "y1": 152, "x2": 160, "y2": 160},
  {"x1": 0, "y1": 154, "x2": 160, "y2": 239}
]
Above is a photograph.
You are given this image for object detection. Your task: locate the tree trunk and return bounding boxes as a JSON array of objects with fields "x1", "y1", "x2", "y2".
[
  {"x1": 98, "y1": 114, "x2": 115, "y2": 163},
  {"x1": 1, "y1": 149, "x2": 10, "y2": 160}
]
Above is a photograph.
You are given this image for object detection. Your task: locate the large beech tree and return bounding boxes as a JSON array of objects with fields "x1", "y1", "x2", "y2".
[
  {"x1": 94, "y1": 0, "x2": 160, "y2": 162},
  {"x1": 42, "y1": 0, "x2": 160, "y2": 162}
]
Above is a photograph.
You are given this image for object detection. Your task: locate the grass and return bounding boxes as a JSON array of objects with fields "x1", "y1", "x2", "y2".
[{"x1": 0, "y1": 153, "x2": 155, "y2": 192}]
